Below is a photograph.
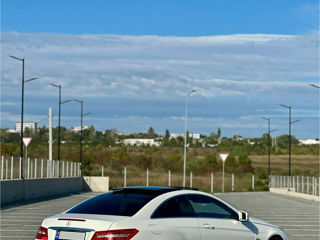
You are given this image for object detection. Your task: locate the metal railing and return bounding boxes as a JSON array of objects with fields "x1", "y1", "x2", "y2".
[
  {"x1": 269, "y1": 175, "x2": 320, "y2": 196},
  {"x1": 103, "y1": 166, "x2": 258, "y2": 193},
  {"x1": 0, "y1": 156, "x2": 81, "y2": 180}
]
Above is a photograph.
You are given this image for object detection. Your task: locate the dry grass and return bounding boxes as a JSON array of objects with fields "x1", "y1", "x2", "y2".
[
  {"x1": 250, "y1": 155, "x2": 319, "y2": 176},
  {"x1": 94, "y1": 165, "x2": 262, "y2": 193},
  {"x1": 88, "y1": 153, "x2": 319, "y2": 192}
]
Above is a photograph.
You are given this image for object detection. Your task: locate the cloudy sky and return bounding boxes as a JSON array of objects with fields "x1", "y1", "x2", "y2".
[{"x1": 1, "y1": 0, "x2": 319, "y2": 138}]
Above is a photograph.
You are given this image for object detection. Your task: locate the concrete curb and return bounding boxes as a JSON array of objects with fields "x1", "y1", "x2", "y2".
[{"x1": 270, "y1": 188, "x2": 320, "y2": 202}]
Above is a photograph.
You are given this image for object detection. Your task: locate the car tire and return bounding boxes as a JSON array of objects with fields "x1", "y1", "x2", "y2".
[{"x1": 270, "y1": 236, "x2": 283, "y2": 240}]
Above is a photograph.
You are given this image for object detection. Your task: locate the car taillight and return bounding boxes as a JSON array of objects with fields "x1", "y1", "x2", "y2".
[
  {"x1": 91, "y1": 229, "x2": 138, "y2": 240},
  {"x1": 35, "y1": 226, "x2": 48, "y2": 240}
]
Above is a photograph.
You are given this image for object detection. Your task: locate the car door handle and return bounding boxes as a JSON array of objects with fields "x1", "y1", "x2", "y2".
[{"x1": 203, "y1": 223, "x2": 215, "y2": 230}]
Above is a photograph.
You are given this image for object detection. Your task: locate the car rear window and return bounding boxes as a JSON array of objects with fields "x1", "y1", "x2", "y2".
[{"x1": 67, "y1": 190, "x2": 156, "y2": 216}]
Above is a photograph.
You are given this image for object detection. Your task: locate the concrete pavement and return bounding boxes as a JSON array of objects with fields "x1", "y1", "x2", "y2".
[
  {"x1": 216, "y1": 192, "x2": 320, "y2": 240},
  {"x1": 1, "y1": 191, "x2": 318, "y2": 240}
]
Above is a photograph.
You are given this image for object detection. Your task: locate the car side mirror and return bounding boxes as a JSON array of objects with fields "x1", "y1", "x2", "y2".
[{"x1": 239, "y1": 211, "x2": 249, "y2": 222}]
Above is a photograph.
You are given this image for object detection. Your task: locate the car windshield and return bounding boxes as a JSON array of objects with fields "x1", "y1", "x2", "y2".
[{"x1": 67, "y1": 189, "x2": 161, "y2": 216}]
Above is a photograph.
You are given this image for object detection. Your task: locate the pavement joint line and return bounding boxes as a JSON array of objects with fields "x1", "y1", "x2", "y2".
[
  {"x1": 1, "y1": 224, "x2": 40, "y2": 226},
  {"x1": 3, "y1": 216, "x2": 51, "y2": 218},
  {"x1": 0, "y1": 220, "x2": 42, "y2": 222},
  {"x1": 0, "y1": 237, "x2": 34, "y2": 238},
  {"x1": 292, "y1": 234, "x2": 320, "y2": 236},
  {"x1": 266, "y1": 220, "x2": 319, "y2": 222},
  {"x1": 281, "y1": 224, "x2": 320, "y2": 226},
  {"x1": 283, "y1": 229, "x2": 320, "y2": 231},
  {"x1": 2, "y1": 192, "x2": 319, "y2": 240},
  {"x1": 254, "y1": 214, "x2": 319, "y2": 218},
  {"x1": 4, "y1": 213, "x2": 58, "y2": 215},
  {"x1": 2, "y1": 230, "x2": 37, "y2": 232}
]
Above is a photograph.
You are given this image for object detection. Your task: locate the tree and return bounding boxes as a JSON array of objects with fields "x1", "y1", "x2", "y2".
[
  {"x1": 217, "y1": 127, "x2": 222, "y2": 144},
  {"x1": 217, "y1": 128, "x2": 221, "y2": 138},
  {"x1": 165, "y1": 129, "x2": 170, "y2": 139},
  {"x1": 207, "y1": 132, "x2": 218, "y2": 144},
  {"x1": 147, "y1": 127, "x2": 157, "y2": 138},
  {"x1": 277, "y1": 135, "x2": 299, "y2": 149}
]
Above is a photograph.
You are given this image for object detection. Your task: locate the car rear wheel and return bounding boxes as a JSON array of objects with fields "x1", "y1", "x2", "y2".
[{"x1": 270, "y1": 236, "x2": 283, "y2": 240}]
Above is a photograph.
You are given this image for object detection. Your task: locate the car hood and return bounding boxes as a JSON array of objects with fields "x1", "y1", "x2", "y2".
[{"x1": 249, "y1": 217, "x2": 278, "y2": 228}]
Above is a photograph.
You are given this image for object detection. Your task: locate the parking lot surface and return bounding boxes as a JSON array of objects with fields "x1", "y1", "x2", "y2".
[
  {"x1": 216, "y1": 192, "x2": 319, "y2": 240},
  {"x1": 0, "y1": 192, "x2": 98, "y2": 240},
  {"x1": 1, "y1": 191, "x2": 319, "y2": 240}
]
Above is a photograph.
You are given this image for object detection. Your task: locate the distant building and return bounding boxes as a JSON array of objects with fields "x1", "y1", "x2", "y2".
[
  {"x1": 15, "y1": 122, "x2": 37, "y2": 132},
  {"x1": 70, "y1": 126, "x2": 89, "y2": 133},
  {"x1": 7, "y1": 128, "x2": 17, "y2": 133},
  {"x1": 192, "y1": 133, "x2": 201, "y2": 140},
  {"x1": 169, "y1": 133, "x2": 185, "y2": 140},
  {"x1": 233, "y1": 134, "x2": 243, "y2": 141},
  {"x1": 170, "y1": 133, "x2": 202, "y2": 140},
  {"x1": 298, "y1": 139, "x2": 320, "y2": 145},
  {"x1": 120, "y1": 138, "x2": 161, "y2": 147}
]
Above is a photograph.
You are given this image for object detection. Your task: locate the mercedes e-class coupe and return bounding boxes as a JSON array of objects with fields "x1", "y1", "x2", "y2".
[{"x1": 35, "y1": 186, "x2": 287, "y2": 240}]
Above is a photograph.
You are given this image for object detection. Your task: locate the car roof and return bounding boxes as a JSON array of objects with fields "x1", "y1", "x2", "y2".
[{"x1": 111, "y1": 186, "x2": 198, "y2": 196}]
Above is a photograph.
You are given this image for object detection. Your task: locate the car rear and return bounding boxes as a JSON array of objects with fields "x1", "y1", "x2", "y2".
[{"x1": 35, "y1": 187, "x2": 180, "y2": 240}]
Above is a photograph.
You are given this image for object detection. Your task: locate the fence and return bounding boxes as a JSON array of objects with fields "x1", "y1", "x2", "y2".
[
  {"x1": 99, "y1": 165, "x2": 259, "y2": 193},
  {"x1": 0, "y1": 156, "x2": 81, "y2": 180},
  {"x1": 269, "y1": 175, "x2": 320, "y2": 196}
]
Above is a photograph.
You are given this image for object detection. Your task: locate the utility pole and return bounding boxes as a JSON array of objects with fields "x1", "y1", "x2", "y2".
[
  {"x1": 80, "y1": 100, "x2": 83, "y2": 165},
  {"x1": 183, "y1": 89, "x2": 196, "y2": 187},
  {"x1": 58, "y1": 85, "x2": 61, "y2": 161},
  {"x1": 264, "y1": 117, "x2": 271, "y2": 176},
  {"x1": 280, "y1": 104, "x2": 300, "y2": 177},
  {"x1": 49, "y1": 84, "x2": 71, "y2": 162},
  {"x1": 262, "y1": 117, "x2": 277, "y2": 176},
  {"x1": 10, "y1": 56, "x2": 25, "y2": 177},
  {"x1": 49, "y1": 107, "x2": 53, "y2": 161},
  {"x1": 73, "y1": 99, "x2": 90, "y2": 168}
]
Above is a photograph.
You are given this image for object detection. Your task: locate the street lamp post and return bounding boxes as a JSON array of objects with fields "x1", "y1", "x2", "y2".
[
  {"x1": 73, "y1": 99, "x2": 83, "y2": 167},
  {"x1": 183, "y1": 89, "x2": 196, "y2": 187},
  {"x1": 280, "y1": 104, "x2": 300, "y2": 178},
  {"x1": 73, "y1": 99, "x2": 90, "y2": 170},
  {"x1": 9, "y1": 55, "x2": 38, "y2": 178},
  {"x1": 262, "y1": 117, "x2": 271, "y2": 176},
  {"x1": 49, "y1": 84, "x2": 72, "y2": 162},
  {"x1": 261, "y1": 117, "x2": 277, "y2": 176}
]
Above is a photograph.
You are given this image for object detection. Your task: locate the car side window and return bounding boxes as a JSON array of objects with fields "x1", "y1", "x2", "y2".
[
  {"x1": 187, "y1": 194, "x2": 238, "y2": 220},
  {"x1": 151, "y1": 195, "x2": 195, "y2": 218}
]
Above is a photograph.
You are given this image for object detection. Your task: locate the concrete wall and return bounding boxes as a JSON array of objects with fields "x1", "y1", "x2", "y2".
[
  {"x1": 83, "y1": 176, "x2": 109, "y2": 192},
  {"x1": 270, "y1": 188, "x2": 320, "y2": 202},
  {"x1": 1, "y1": 177, "x2": 83, "y2": 206}
]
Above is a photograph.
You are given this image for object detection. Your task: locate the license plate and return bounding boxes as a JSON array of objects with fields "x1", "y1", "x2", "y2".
[{"x1": 55, "y1": 230, "x2": 85, "y2": 240}]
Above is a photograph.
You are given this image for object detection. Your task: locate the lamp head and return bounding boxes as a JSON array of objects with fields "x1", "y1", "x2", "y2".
[
  {"x1": 73, "y1": 98, "x2": 82, "y2": 103},
  {"x1": 49, "y1": 83, "x2": 60, "y2": 88},
  {"x1": 9, "y1": 55, "x2": 23, "y2": 61},
  {"x1": 25, "y1": 77, "x2": 39, "y2": 83},
  {"x1": 279, "y1": 104, "x2": 290, "y2": 109},
  {"x1": 187, "y1": 89, "x2": 197, "y2": 96}
]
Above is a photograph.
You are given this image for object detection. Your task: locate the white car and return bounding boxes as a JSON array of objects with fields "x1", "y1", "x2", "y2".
[{"x1": 35, "y1": 187, "x2": 288, "y2": 240}]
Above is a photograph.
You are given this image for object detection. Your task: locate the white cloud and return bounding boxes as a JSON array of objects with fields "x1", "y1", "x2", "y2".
[
  {"x1": 1, "y1": 32, "x2": 319, "y2": 137},
  {"x1": 2, "y1": 32, "x2": 318, "y2": 97}
]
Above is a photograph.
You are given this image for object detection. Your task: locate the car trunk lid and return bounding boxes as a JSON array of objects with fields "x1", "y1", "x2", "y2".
[{"x1": 43, "y1": 213, "x2": 129, "y2": 240}]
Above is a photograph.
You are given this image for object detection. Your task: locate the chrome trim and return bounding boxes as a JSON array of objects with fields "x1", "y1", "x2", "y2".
[{"x1": 48, "y1": 226, "x2": 94, "y2": 232}]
